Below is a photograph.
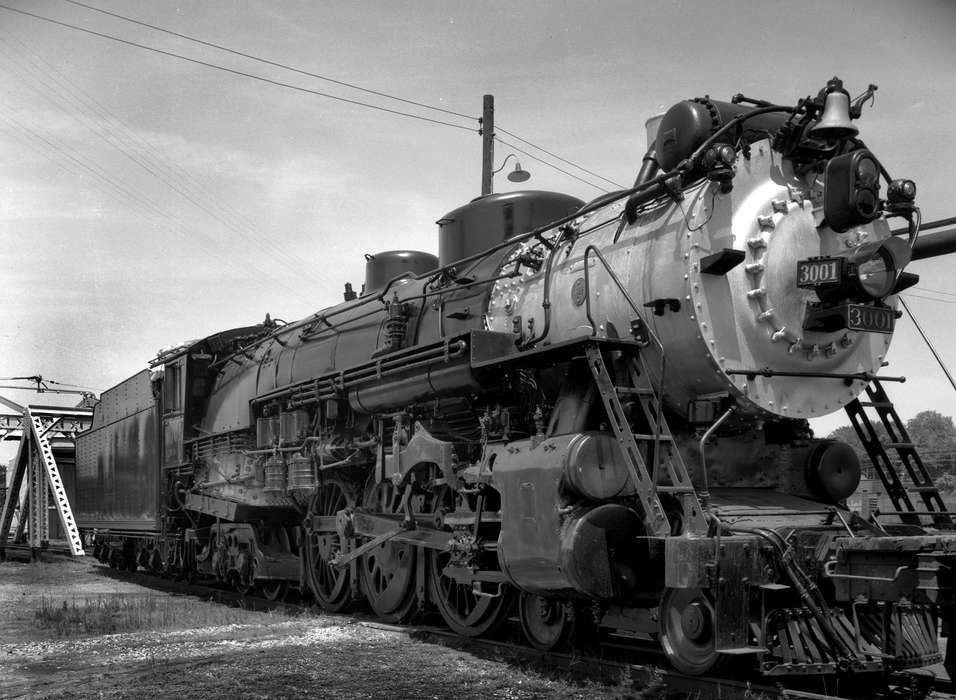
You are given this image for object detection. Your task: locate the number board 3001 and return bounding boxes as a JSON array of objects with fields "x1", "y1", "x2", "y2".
[
  {"x1": 797, "y1": 258, "x2": 842, "y2": 287},
  {"x1": 846, "y1": 304, "x2": 895, "y2": 333}
]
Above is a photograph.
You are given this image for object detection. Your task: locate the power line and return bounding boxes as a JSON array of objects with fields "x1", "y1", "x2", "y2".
[
  {"x1": 0, "y1": 104, "x2": 316, "y2": 305},
  {"x1": 900, "y1": 297, "x2": 956, "y2": 394},
  {"x1": 496, "y1": 125, "x2": 626, "y2": 189},
  {"x1": 902, "y1": 292, "x2": 956, "y2": 305},
  {"x1": 0, "y1": 34, "x2": 314, "y2": 285},
  {"x1": 0, "y1": 3, "x2": 477, "y2": 133},
  {"x1": 61, "y1": 0, "x2": 476, "y2": 122},
  {"x1": 917, "y1": 287, "x2": 956, "y2": 298},
  {"x1": 494, "y1": 136, "x2": 609, "y2": 193}
]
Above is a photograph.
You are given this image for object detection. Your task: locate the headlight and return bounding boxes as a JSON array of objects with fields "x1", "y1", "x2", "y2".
[
  {"x1": 855, "y1": 249, "x2": 895, "y2": 298},
  {"x1": 846, "y1": 235, "x2": 911, "y2": 301},
  {"x1": 798, "y1": 236, "x2": 914, "y2": 335}
]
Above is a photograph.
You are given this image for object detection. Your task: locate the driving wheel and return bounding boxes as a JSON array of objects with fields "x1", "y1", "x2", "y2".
[{"x1": 304, "y1": 478, "x2": 354, "y2": 612}]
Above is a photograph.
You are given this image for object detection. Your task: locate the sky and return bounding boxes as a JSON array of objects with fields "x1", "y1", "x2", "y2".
[{"x1": 1, "y1": 0, "x2": 955, "y2": 462}]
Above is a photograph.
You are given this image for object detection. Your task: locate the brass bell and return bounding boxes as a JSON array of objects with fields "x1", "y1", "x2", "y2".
[{"x1": 810, "y1": 85, "x2": 858, "y2": 139}]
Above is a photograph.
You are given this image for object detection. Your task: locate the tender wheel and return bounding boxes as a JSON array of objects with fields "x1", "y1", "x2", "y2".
[
  {"x1": 358, "y1": 481, "x2": 418, "y2": 623},
  {"x1": 519, "y1": 593, "x2": 574, "y2": 651},
  {"x1": 304, "y1": 478, "x2": 354, "y2": 612},
  {"x1": 659, "y1": 587, "x2": 724, "y2": 675}
]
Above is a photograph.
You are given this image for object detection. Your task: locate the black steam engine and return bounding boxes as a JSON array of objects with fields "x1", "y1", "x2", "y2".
[{"x1": 76, "y1": 78, "x2": 956, "y2": 680}]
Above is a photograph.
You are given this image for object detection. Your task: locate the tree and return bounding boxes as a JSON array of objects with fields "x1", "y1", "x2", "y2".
[
  {"x1": 825, "y1": 410, "x2": 956, "y2": 480},
  {"x1": 906, "y1": 411, "x2": 956, "y2": 478}
]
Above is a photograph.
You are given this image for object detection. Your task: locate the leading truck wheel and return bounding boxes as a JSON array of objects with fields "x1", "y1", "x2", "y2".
[
  {"x1": 659, "y1": 587, "x2": 725, "y2": 675},
  {"x1": 519, "y1": 593, "x2": 575, "y2": 651},
  {"x1": 304, "y1": 479, "x2": 354, "y2": 612}
]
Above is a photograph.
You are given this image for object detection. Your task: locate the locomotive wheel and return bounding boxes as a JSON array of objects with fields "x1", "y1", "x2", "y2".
[
  {"x1": 659, "y1": 587, "x2": 724, "y2": 675},
  {"x1": 518, "y1": 593, "x2": 574, "y2": 651},
  {"x1": 358, "y1": 481, "x2": 419, "y2": 623},
  {"x1": 259, "y1": 580, "x2": 288, "y2": 602},
  {"x1": 428, "y1": 551, "x2": 514, "y2": 637},
  {"x1": 304, "y1": 478, "x2": 354, "y2": 612},
  {"x1": 427, "y1": 485, "x2": 513, "y2": 637},
  {"x1": 232, "y1": 573, "x2": 253, "y2": 596}
]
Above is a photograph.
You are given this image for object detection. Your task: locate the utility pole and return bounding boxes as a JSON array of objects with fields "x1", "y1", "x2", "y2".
[{"x1": 481, "y1": 94, "x2": 494, "y2": 196}]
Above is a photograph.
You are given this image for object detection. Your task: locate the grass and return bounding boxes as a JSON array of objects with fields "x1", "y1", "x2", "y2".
[{"x1": 32, "y1": 594, "x2": 272, "y2": 637}]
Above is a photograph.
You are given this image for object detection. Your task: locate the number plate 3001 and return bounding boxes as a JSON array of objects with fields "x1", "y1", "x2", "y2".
[
  {"x1": 797, "y1": 258, "x2": 842, "y2": 287},
  {"x1": 846, "y1": 304, "x2": 895, "y2": 333}
]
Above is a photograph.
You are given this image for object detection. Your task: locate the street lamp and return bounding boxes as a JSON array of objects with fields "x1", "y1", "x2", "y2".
[{"x1": 494, "y1": 153, "x2": 531, "y2": 185}]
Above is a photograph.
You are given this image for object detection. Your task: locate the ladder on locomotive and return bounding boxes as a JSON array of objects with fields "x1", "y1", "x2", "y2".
[
  {"x1": 585, "y1": 344, "x2": 707, "y2": 537},
  {"x1": 845, "y1": 378, "x2": 952, "y2": 528}
]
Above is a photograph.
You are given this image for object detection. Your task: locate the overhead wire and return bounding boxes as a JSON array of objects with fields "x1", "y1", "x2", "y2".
[
  {"x1": 496, "y1": 125, "x2": 626, "y2": 189},
  {"x1": 0, "y1": 102, "x2": 315, "y2": 305},
  {"x1": 60, "y1": 0, "x2": 476, "y2": 122},
  {"x1": 902, "y1": 292, "x2": 956, "y2": 305},
  {"x1": 2, "y1": 3, "x2": 628, "y2": 196},
  {"x1": 899, "y1": 297, "x2": 956, "y2": 394},
  {"x1": 914, "y1": 286, "x2": 956, "y2": 298},
  {"x1": 0, "y1": 29, "x2": 315, "y2": 285},
  {"x1": 55, "y1": 0, "x2": 624, "y2": 193},
  {"x1": 0, "y1": 3, "x2": 477, "y2": 133},
  {"x1": 494, "y1": 136, "x2": 610, "y2": 193}
]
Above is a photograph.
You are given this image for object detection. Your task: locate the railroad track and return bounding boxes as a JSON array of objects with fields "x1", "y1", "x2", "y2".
[{"x1": 84, "y1": 562, "x2": 955, "y2": 700}]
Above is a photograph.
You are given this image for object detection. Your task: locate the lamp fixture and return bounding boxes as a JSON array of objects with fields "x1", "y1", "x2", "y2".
[{"x1": 493, "y1": 153, "x2": 531, "y2": 183}]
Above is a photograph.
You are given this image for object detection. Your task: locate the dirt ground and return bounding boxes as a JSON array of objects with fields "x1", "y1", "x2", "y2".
[{"x1": 0, "y1": 557, "x2": 633, "y2": 700}]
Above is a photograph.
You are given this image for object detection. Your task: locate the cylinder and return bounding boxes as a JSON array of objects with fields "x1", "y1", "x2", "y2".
[{"x1": 564, "y1": 432, "x2": 635, "y2": 500}]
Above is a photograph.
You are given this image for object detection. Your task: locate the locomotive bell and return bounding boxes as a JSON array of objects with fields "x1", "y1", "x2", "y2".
[{"x1": 810, "y1": 82, "x2": 858, "y2": 139}]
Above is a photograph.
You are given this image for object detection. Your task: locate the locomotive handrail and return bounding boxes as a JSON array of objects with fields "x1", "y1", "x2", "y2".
[
  {"x1": 582, "y1": 243, "x2": 670, "y2": 483},
  {"x1": 581, "y1": 244, "x2": 664, "y2": 353},
  {"x1": 251, "y1": 337, "x2": 469, "y2": 407},
  {"x1": 822, "y1": 560, "x2": 911, "y2": 583},
  {"x1": 725, "y1": 368, "x2": 906, "y2": 383}
]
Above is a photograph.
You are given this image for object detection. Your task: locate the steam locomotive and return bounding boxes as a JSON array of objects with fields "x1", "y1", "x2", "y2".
[{"x1": 76, "y1": 77, "x2": 956, "y2": 680}]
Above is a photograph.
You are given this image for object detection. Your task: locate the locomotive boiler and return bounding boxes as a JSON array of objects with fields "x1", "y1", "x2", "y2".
[{"x1": 76, "y1": 77, "x2": 956, "y2": 681}]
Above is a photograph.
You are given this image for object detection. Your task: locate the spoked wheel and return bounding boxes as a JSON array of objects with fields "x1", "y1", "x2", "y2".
[
  {"x1": 304, "y1": 478, "x2": 354, "y2": 612},
  {"x1": 659, "y1": 587, "x2": 725, "y2": 675},
  {"x1": 427, "y1": 484, "x2": 513, "y2": 637},
  {"x1": 429, "y1": 549, "x2": 514, "y2": 637},
  {"x1": 358, "y1": 481, "x2": 419, "y2": 623},
  {"x1": 259, "y1": 580, "x2": 288, "y2": 602},
  {"x1": 519, "y1": 593, "x2": 576, "y2": 651}
]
